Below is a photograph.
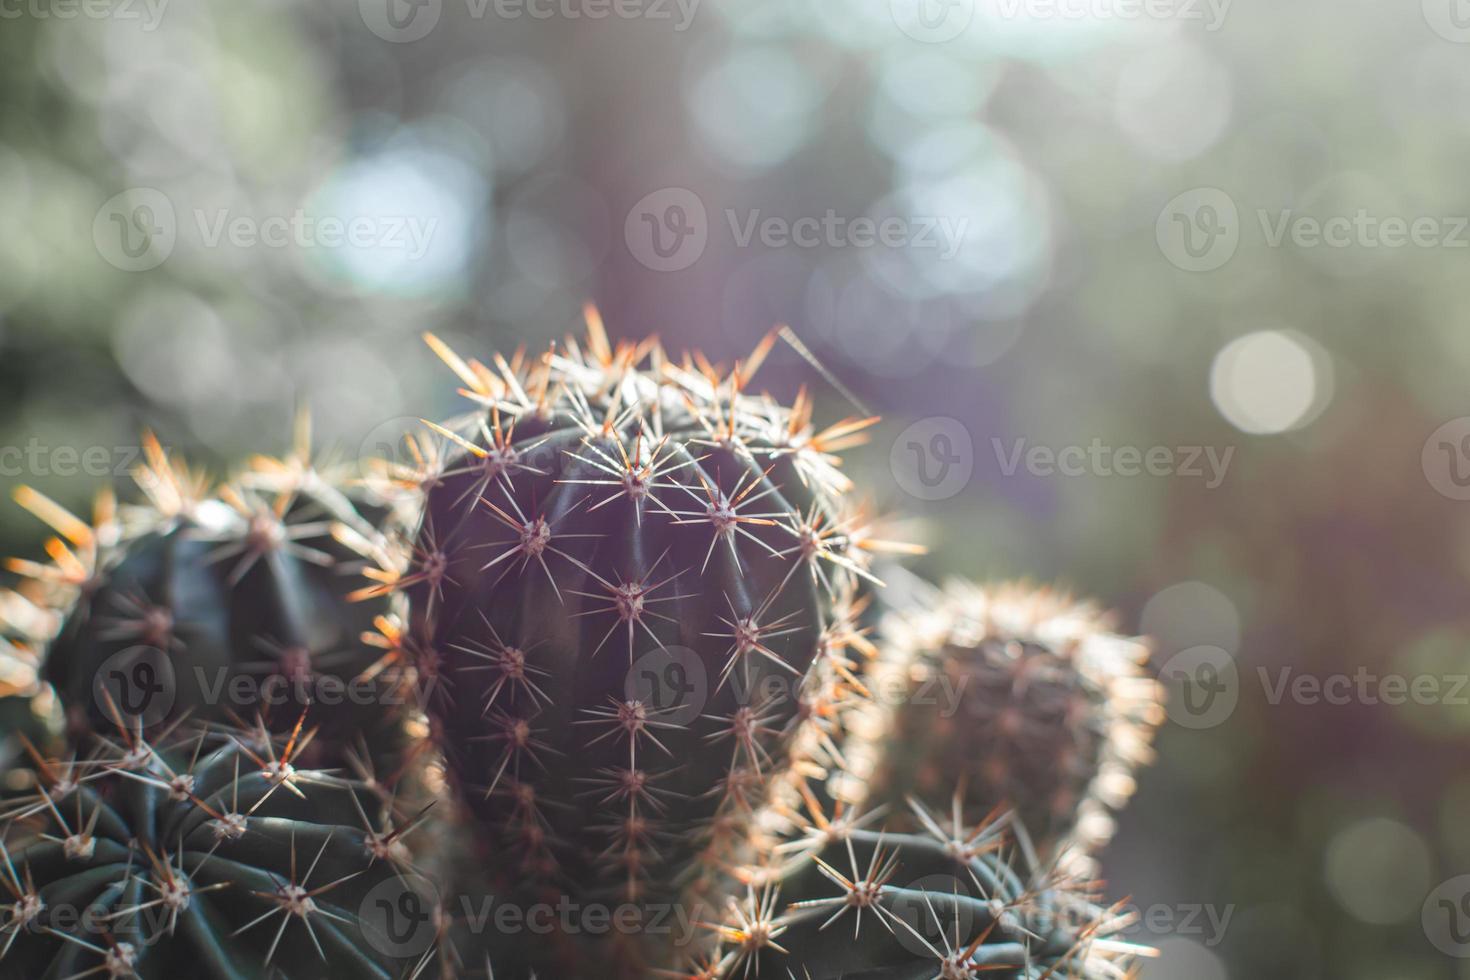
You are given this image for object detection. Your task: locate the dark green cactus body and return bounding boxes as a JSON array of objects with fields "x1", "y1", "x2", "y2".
[
  {"x1": 726, "y1": 801, "x2": 1143, "y2": 979},
  {"x1": 404, "y1": 325, "x2": 878, "y2": 972},
  {"x1": 35, "y1": 463, "x2": 400, "y2": 764},
  {"x1": 0, "y1": 724, "x2": 428, "y2": 979}
]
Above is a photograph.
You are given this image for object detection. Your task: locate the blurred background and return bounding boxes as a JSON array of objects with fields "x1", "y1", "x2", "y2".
[{"x1": 3, "y1": 0, "x2": 1469, "y2": 976}]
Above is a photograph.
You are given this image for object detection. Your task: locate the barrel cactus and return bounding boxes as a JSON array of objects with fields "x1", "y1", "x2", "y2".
[
  {"x1": 708, "y1": 794, "x2": 1151, "y2": 978},
  {"x1": 382, "y1": 310, "x2": 909, "y2": 973},
  {"x1": 0, "y1": 717, "x2": 434, "y2": 979},
  {"x1": 6, "y1": 426, "x2": 406, "y2": 765},
  {"x1": 841, "y1": 579, "x2": 1165, "y2": 866}
]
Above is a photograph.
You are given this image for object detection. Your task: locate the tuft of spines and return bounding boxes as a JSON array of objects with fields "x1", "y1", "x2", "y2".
[
  {"x1": 841, "y1": 579, "x2": 1165, "y2": 868},
  {"x1": 395, "y1": 310, "x2": 910, "y2": 975}
]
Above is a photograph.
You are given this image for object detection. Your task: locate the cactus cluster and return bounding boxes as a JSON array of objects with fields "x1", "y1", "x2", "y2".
[{"x1": 0, "y1": 310, "x2": 1165, "y2": 979}]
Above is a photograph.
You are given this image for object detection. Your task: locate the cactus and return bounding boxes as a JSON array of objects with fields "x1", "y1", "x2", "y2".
[
  {"x1": 391, "y1": 310, "x2": 902, "y2": 973},
  {"x1": 706, "y1": 794, "x2": 1151, "y2": 979},
  {"x1": 840, "y1": 579, "x2": 1165, "y2": 867},
  {"x1": 6, "y1": 425, "x2": 407, "y2": 766},
  {"x1": 0, "y1": 320, "x2": 1167, "y2": 980},
  {"x1": 0, "y1": 715, "x2": 437, "y2": 979}
]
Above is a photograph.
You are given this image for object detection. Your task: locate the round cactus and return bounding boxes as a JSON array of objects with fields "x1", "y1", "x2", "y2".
[
  {"x1": 393, "y1": 311, "x2": 898, "y2": 972},
  {"x1": 705, "y1": 795, "x2": 1151, "y2": 979},
  {"x1": 841, "y1": 579, "x2": 1165, "y2": 866},
  {"x1": 7, "y1": 427, "x2": 406, "y2": 764},
  {"x1": 0, "y1": 717, "x2": 436, "y2": 979}
]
